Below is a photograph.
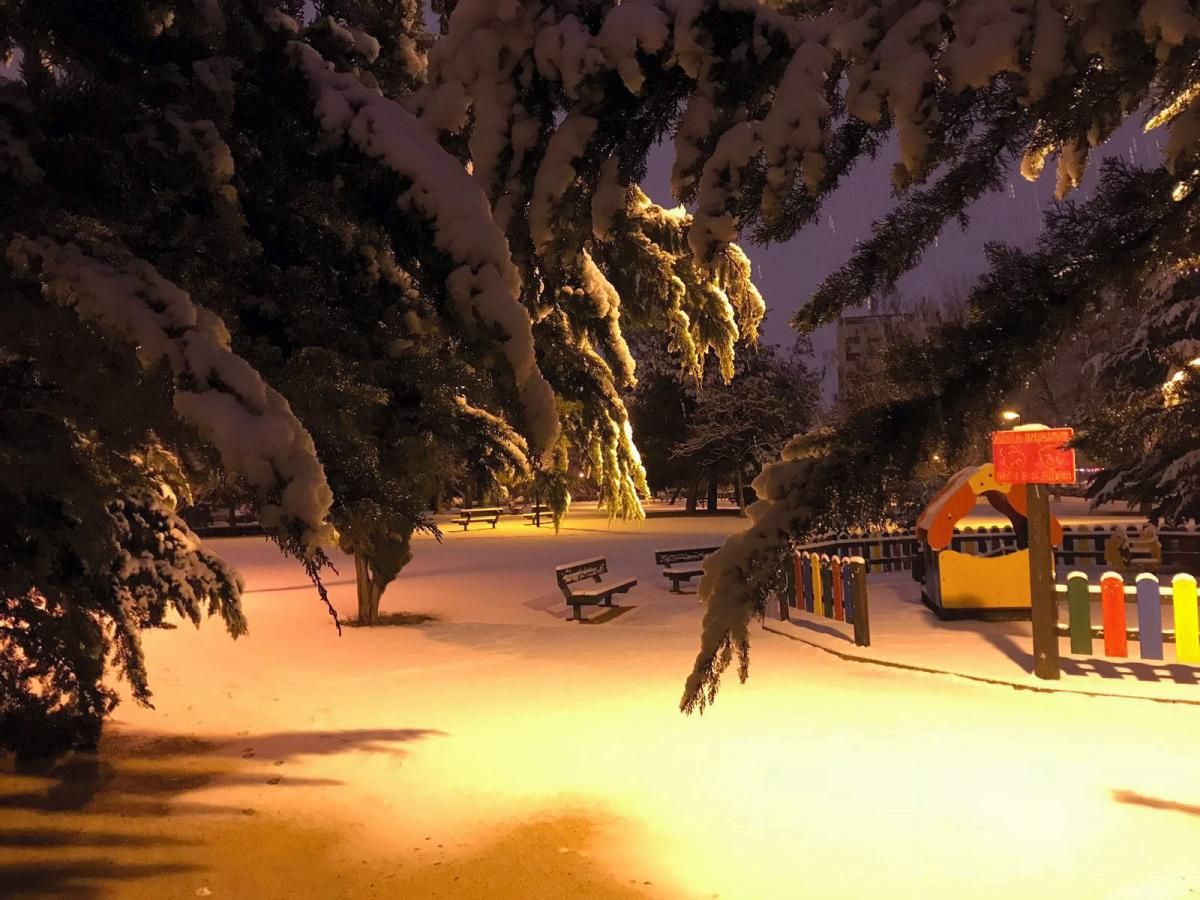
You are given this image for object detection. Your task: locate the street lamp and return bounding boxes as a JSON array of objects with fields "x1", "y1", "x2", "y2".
[{"x1": 1000, "y1": 410, "x2": 1022, "y2": 425}]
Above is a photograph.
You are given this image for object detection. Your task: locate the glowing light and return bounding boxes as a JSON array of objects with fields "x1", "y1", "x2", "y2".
[
  {"x1": 1171, "y1": 169, "x2": 1199, "y2": 202},
  {"x1": 1146, "y1": 82, "x2": 1200, "y2": 132},
  {"x1": 1000, "y1": 410, "x2": 1021, "y2": 423}
]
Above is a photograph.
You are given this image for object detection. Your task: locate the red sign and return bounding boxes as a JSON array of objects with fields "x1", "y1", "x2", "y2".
[{"x1": 992, "y1": 427, "x2": 1077, "y2": 485}]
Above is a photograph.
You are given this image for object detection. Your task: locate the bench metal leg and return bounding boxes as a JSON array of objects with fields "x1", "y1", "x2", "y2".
[
  {"x1": 572, "y1": 605, "x2": 583, "y2": 622},
  {"x1": 670, "y1": 579, "x2": 681, "y2": 593}
]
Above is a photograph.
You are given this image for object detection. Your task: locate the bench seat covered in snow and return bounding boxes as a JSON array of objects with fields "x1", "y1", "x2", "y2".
[
  {"x1": 654, "y1": 547, "x2": 719, "y2": 593},
  {"x1": 555, "y1": 557, "x2": 636, "y2": 622},
  {"x1": 450, "y1": 507, "x2": 502, "y2": 530}
]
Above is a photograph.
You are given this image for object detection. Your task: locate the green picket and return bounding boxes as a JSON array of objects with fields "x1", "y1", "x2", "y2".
[{"x1": 1066, "y1": 571, "x2": 1092, "y2": 655}]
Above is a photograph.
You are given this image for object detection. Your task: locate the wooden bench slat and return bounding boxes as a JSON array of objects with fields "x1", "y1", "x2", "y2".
[
  {"x1": 454, "y1": 507, "x2": 503, "y2": 530},
  {"x1": 569, "y1": 578, "x2": 637, "y2": 599}
]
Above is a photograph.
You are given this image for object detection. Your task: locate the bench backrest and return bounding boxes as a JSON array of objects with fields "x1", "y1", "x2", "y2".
[
  {"x1": 463, "y1": 507, "x2": 502, "y2": 517},
  {"x1": 555, "y1": 557, "x2": 608, "y2": 587},
  {"x1": 655, "y1": 547, "x2": 719, "y2": 567}
]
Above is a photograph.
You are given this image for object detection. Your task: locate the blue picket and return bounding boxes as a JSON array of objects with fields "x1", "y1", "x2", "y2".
[
  {"x1": 819, "y1": 555, "x2": 834, "y2": 617},
  {"x1": 1136, "y1": 573, "x2": 1164, "y2": 660},
  {"x1": 841, "y1": 559, "x2": 854, "y2": 620},
  {"x1": 801, "y1": 553, "x2": 815, "y2": 613}
]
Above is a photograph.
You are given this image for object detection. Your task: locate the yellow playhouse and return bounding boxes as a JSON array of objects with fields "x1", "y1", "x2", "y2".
[{"x1": 917, "y1": 463, "x2": 1063, "y2": 619}]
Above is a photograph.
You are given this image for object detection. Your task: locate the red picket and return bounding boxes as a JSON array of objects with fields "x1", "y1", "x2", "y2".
[{"x1": 1100, "y1": 572, "x2": 1128, "y2": 658}]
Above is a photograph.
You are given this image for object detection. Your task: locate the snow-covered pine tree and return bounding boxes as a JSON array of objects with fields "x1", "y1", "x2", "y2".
[
  {"x1": 0, "y1": 2, "x2": 559, "y2": 635},
  {"x1": 220, "y1": 1, "x2": 769, "y2": 603},
  {"x1": 1, "y1": 0, "x2": 764, "y2": 654},
  {"x1": 419, "y1": 0, "x2": 769, "y2": 517},
  {"x1": 0, "y1": 230, "x2": 339, "y2": 756}
]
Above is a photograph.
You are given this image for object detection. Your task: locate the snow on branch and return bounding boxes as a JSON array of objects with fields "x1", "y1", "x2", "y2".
[
  {"x1": 453, "y1": 395, "x2": 531, "y2": 473},
  {"x1": 6, "y1": 236, "x2": 335, "y2": 550},
  {"x1": 287, "y1": 39, "x2": 560, "y2": 455}
]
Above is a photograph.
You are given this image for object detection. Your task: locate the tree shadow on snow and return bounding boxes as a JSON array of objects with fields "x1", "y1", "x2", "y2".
[
  {"x1": 1112, "y1": 789, "x2": 1200, "y2": 817},
  {"x1": 983, "y1": 631, "x2": 1200, "y2": 684},
  {"x1": 345, "y1": 612, "x2": 441, "y2": 628},
  {"x1": 780, "y1": 612, "x2": 855, "y2": 645},
  {"x1": 0, "y1": 726, "x2": 442, "y2": 896}
]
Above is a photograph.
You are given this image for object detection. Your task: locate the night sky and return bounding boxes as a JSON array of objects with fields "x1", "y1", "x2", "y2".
[{"x1": 642, "y1": 116, "x2": 1163, "y2": 399}]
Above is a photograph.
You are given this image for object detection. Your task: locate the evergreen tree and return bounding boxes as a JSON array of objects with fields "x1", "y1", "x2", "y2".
[
  {"x1": 673, "y1": 341, "x2": 818, "y2": 513},
  {"x1": 1, "y1": 0, "x2": 773, "y2": 753}
]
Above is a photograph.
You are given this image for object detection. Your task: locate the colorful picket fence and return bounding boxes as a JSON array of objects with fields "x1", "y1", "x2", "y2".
[
  {"x1": 1055, "y1": 570, "x2": 1200, "y2": 662},
  {"x1": 800, "y1": 524, "x2": 1200, "y2": 574},
  {"x1": 783, "y1": 550, "x2": 871, "y2": 647}
]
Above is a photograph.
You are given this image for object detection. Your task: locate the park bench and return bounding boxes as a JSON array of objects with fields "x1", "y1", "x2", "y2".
[
  {"x1": 555, "y1": 557, "x2": 637, "y2": 622},
  {"x1": 450, "y1": 507, "x2": 502, "y2": 531},
  {"x1": 654, "y1": 546, "x2": 719, "y2": 593},
  {"x1": 524, "y1": 504, "x2": 553, "y2": 527}
]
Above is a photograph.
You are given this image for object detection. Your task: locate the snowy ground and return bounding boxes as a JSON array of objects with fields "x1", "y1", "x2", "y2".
[{"x1": 5, "y1": 502, "x2": 1200, "y2": 899}]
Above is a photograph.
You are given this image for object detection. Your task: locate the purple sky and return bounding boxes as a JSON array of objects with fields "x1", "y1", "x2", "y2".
[{"x1": 641, "y1": 119, "x2": 1163, "y2": 399}]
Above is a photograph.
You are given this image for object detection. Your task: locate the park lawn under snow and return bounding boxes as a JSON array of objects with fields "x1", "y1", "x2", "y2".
[{"x1": 4, "y1": 502, "x2": 1200, "y2": 899}]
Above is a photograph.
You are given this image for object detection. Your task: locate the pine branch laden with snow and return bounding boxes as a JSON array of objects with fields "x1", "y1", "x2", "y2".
[
  {"x1": 417, "y1": 0, "x2": 771, "y2": 518},
  {"x1": 6, "y1": 236, "x2": 335, "y2": 550},
  {"x1": 682, "y1": 447, "x2": 833, "y2": 714},
  {"x1": 409, "y1": 0, "x2": 1200, "y2": 527},
  {"x1": 599, "y1": 186, "x2": 763, "y2": 381},
  {"x1": 454, "y1": 395, "x2": 532, "y2": 474},
  {"x1": 416, "y1": 0, "x2": 1198, "y2": 301},
  {"x1": 106, "y1": 492, "x2": 249, "y2": 700},
  {"x1": 287, "y1": 39, "x2": 560, "y2": 457}
]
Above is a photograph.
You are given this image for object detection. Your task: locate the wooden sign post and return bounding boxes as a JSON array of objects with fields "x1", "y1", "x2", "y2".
[{"x1": 993, "y1": 426, "x2": 1077, "y2": 681}]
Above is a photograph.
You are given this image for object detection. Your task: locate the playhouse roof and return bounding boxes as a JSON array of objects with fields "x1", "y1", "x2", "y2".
[{"x1": 917, "y1": 463, "x2": 1063, "y2": 551}]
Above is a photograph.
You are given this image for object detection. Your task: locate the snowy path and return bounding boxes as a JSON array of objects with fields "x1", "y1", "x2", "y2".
[{"x1": 4, "y1": 505, "x2": 1200, "y2": 899}]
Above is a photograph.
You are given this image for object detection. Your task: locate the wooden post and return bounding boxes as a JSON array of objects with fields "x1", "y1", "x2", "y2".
[
  {"x1": 850, "y1": 558, "x2": 870, "y2": 647},
  {"x1": 1026, "y1": 483, "x2": 1060, "y2": 679}
]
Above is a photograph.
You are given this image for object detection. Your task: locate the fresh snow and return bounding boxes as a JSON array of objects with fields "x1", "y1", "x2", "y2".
[{"x1": 10, "y1": 503, "x2": 1200, "y2": 898}]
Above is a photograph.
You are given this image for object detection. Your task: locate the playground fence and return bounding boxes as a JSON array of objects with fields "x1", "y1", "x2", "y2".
[
  {"x1": 1055, "y1": 571, "x2": 1200, "y2": 662},
  {"x1": 782, "y1": 549, "x2": 871, "y2": 647},
  {"x1": 796, "y1": 524, "x2": 1200, "y2": 573}
]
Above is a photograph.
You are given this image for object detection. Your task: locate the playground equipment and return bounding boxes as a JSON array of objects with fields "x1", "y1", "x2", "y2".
[{"x1": 917, "y1": 463, "x2": 1063, "y2": 619}]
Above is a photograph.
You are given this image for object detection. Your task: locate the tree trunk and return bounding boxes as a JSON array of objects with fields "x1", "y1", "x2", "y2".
[
  {"x1": 668, "y1": 485, "x2": 682, "y2": 505},
  {"x1": 433, "y1": 474, "x2": 444, "y2": 515},
  {"x1": 735, "y1": 465, "x2": 747, "y2": 517},
  {"x1": 706, "y1": 475, "x2": 719, "y2": 512},
  {"x1": 354, "y1": 550, "x2": 382, "y2": 625},
  {"x1": 685, "y1": 476, "x2": 700, "y2": 513}
]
